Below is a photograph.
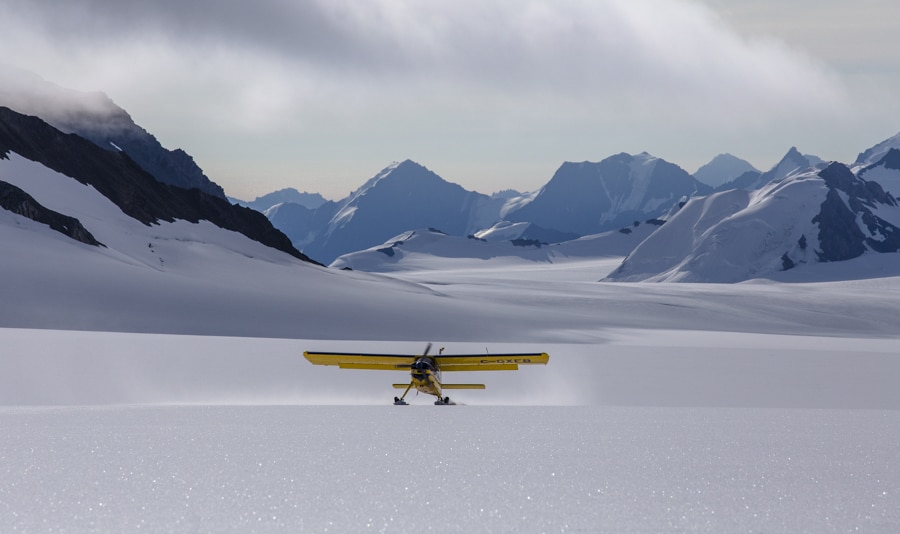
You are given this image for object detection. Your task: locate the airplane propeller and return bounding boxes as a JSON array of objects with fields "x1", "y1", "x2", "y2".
[{"x1": 394, "y1": 342, "x2": 433, "y2": 370}]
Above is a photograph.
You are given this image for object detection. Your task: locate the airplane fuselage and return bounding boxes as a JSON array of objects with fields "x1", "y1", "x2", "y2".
[{"x1": 410, "y1": 356, "x2": 443, "y2": 397}]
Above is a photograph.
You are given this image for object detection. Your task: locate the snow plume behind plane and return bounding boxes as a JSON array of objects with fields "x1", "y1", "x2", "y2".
[{"x1": 0, "y1": 0, "x2": 869, "y2": 200}]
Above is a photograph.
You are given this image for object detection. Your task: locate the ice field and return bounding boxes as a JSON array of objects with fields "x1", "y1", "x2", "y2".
[{"x1": 2, "y1": 239, "x2": 899, "y2": 531}]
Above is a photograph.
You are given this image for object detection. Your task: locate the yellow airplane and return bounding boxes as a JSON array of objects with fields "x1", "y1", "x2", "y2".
[{"x1": 303, "y1": 343, "x2": 549, "y2": 405}]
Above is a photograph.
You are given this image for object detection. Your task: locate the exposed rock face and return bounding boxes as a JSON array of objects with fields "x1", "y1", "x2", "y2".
[
  {"x1": 813, "y1": 188, "x2": 868, "y2": 262},
  {"x1": 815, "y1": 162, "x2": 899, "y2": 260},
  {"x1": 0, "y1": 177, "x2": 102, "y2": 246},
  {"x1": 857, "y1": 148, "x2": 900, "y2": 202},
  {"x1": 78, "y1": 118, "x2": 228, "y2": 199},
  {"x1": 0, "y1": 106, "x2": 319, "y2": 264}
]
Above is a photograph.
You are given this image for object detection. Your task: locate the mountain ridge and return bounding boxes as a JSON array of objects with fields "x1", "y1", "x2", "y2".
[
  {"x1": 606, "y1": 160, "x2": 900, "y2": 283},
  {"x1": 0, "y1": 65, "x2": 226, "y2": 198},
  {"x1": 0, "y1": 106, "x2": 317, "y2": 264},
  {"x1": 502, "y1": 152, "x2": 710, "y2": 236}
]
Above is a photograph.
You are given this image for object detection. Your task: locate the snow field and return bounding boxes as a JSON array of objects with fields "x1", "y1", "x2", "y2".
[{"x1": 1, "y1": 406, "x2": 897, "y2": 533}]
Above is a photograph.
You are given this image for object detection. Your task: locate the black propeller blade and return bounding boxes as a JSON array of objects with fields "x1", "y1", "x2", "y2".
[{"x1": 396, "y1": 343, "x2": 433, "y2": 369}]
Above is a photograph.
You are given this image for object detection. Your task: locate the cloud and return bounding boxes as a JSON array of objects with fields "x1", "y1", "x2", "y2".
[
  {"x1": 1, "y1": 0, "x2": 848, "y2": 118},
  {"x1": 2, "y1": 0, "x2": 885, "y2": 199}
]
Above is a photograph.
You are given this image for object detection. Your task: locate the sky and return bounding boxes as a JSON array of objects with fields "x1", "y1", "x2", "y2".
[{"x1": 1, "y1": 0, "x2": 899, "y2": 201}]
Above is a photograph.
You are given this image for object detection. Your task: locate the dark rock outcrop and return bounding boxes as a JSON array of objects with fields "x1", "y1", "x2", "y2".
[
  {"x1": 814, "y1": 162, "x2": 900, "y2": 261},
  {"x1": 0, "y1": 178, "x2": 102, "y2": 246}
]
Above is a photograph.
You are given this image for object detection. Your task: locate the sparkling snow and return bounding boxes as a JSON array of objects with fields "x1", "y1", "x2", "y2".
[{"x1": 1, "y1": 406, "x2": 897, "y2": 533}]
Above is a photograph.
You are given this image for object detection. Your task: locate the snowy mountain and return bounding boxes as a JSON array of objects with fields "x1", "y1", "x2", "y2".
[
  {"x1": 606, "y1": 161, "x2": 900, "y2": 282},
  {"x1": 0, "y1": 106, "x2": 315, "y2": 264},
  {"x1": 854, "y1": 131, "x2": 900, "y2": 167},
  {"x1": 1, "y1": 108, "x2": 523, "y2": 335},
  {"x1": 857, "y1": 148, "x2": 900, "y2": 201},
  {"x1": 503, "y1": 152, "x2": 710, "y2": 236},
  {"x1": 715, "y1": 147, "x2": 822, "y2": 192},
  {"x1": 282, "y1": 160, "x2": 506, "y2": 264},
  {"x1": 693, "y1": 153, "x2": 759, "y2": 188},
  {"x1": 263, "y1": 201, "x2": 322, "y2": 249},
  {"x1": 331, "y1": 222, "x2": 661, "y2": 272},
  {"x1": 0, "y1": 65, "x2": 225, "y2": 198},
  {"x1": 264, "y1": 153, "x2": 712, "y2": 265},
  {"x1": 234, "y1": 188, "x2": 327, "y2": 212}
]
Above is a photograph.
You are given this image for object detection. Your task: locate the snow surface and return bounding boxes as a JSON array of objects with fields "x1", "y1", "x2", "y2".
[
  {"x1": 331, "y1": 225, "x2": 660, "y2": 272},
  {"x1": 1, "y1": 405, "x2": 897, "y2": 533},
  {"x1": 3, "y1": 152, "x2": 900, "y2": 532},
  {"x1": 4, "y1": 249, "x2": 900, "y2": 531}
]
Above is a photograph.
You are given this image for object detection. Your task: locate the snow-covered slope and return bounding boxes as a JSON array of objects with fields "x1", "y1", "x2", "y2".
[
  {"x1": 693, "y1": 153, "x2": 759, "y2": 187},
  {"x1": 855, "y1": 130, "x2": 900, "y2": 167},
  {"x1": 0, "y1": 152, "x2": 497, "y2": 337},
  {"x1": 0, "y1": 106, "x2": 307, "y2": 261},
  {"x1": 504, "y1": 152, "x2": 710, "y2": 236},
  {"x1": 857, "y1": 148, "x2": 900, "y2": 201},
  {"x1": 474, "y1": 220, "x2": 580, "y2": 243},
  {"x1": 607, "y1": 162, "x2": 900, "y2": 282},
  {"x1": 291, "y1": 160, "x2": 506, "y2": 264},
  {"x1": 331, "y1": 222, "x2": 662, "y2": 272}
]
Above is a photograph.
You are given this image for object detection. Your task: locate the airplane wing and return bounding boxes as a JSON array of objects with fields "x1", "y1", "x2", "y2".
[
  {"x1": 303, "y1": 351, "x2": 415, "y2": 371},
  {"x1": 435, "y1": 352, "x2": 549, "y2": 371}
]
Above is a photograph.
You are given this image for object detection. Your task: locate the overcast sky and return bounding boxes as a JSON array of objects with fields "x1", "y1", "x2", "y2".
[{"x1": 1, "y1": 0, "x2": 899, "y2": 200}]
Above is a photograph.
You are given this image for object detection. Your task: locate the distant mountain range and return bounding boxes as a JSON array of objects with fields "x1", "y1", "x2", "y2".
[
  {"x1": 692, "y1": 154, "x2": 759, "y2": 188},
  {"x1": 241, "y1": 138, "x2": 900, "y2": 280},
  {"x1": 3, "y1": 67, "x2": 900, "y2": 283},
  {"x1": 232, "y1": 188, "x2": 327, "y2": 212},
  {"x1": 255, "y1": 152, "x2": 712, "y2": 264}
]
